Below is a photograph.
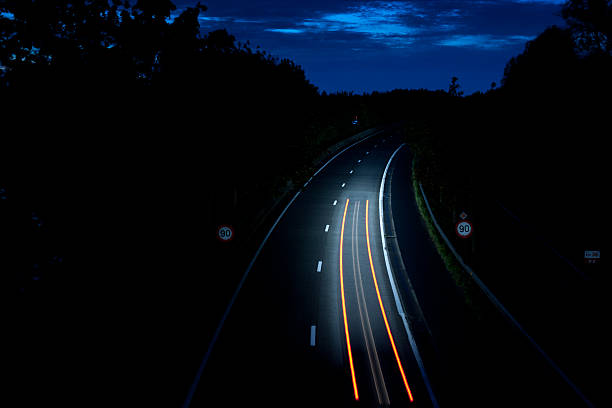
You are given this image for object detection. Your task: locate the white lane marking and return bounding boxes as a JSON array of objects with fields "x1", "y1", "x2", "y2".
[
  {"x1": 325, "y1": 224, "x2": 330, "y2": 232},
  {"x1": 358, "y1": 159, "x2": 361, "y2": 163},
  {"x1": 317, "y1": 260, "x2": 323, "y2": 272},
  {"x1": 341, "y1": 183, "x2": 346, "y2": 188},
  {"x1": 312, "y1": 129, "x2": 383, "y2": 178},
  {"x1": 333, "y1": 200, "x2": 338, "y2": 206},
  {"x1": 349, "y1": 170, "x2": 353, "y2": 174},
  {"x1": 310, "y1": 325, "x2": 317, "y2": 346},
  {"x1": 379, "y1": 144, "x2": 440, "y2": 408},
  {"x1": 184, "y1": 128, "x2": 384, "y2": 408}
]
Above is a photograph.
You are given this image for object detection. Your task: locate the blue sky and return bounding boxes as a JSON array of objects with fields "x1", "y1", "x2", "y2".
[{"x1": 173, "y1": 0, "x2": 567, "y2": 94}]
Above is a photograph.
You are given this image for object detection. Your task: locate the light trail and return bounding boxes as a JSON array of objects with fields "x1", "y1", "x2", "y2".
[
  {"x1": 366, "y1": 199, "x2": 414, "y2": 403},
  {"x1": 340, "y1": 198, "x2": 359, "y2": 401},
  {"x1": 352, "y1": 201, "x2": 390, "y2": 405}
]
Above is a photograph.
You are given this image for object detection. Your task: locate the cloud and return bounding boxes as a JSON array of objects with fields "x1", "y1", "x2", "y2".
[
  {"x1": 305, "y1": 1, "x2": 422, "y2": 34},
  {"x1": 436, "y1": 34, "x2": 535, "y2": 49},
  {"x1": 233, "y1": 19, "x2": 267, "y2": 24},
  {"x1": 198, "y1": 16, "x2": 230, "y2": 22},
  {"x1": 243, "y1": 1, "x2": 543, "y2": 51},
  {"x1": 293, "y1": 1, "x2": 424, "y2": 48},
  {"x1": 174, "y1": 0, "x2": 559, "y2": 52},
  {"x1": 511, "y1": 0, "x2": 566, "y2": 3},
  {"x1": 264, "y1": 28, "x2": 305, "y2": 34}
]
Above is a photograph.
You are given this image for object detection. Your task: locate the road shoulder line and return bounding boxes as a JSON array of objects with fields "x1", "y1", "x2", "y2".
[
  {"x1": 379, "y1": 144, "x2": 439, "y2": 408},
  {"x1": 183, "y1": 127, "x2": 384, "y2": 408}
]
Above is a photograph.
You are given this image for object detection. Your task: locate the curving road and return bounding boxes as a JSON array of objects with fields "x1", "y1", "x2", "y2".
[
  {"x1": 185, "y1": 126, "x2": 588, "y2": 407},
  {"x1": 186, "y1": 126, "x2": 437, "y2": 407}
]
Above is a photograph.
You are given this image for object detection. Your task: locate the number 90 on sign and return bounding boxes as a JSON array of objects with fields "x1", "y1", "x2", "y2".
[
  {"x1": 217, "y1": 225, "x2": 234, "y2": 242},
  {"x1": 455, "y1": 220, "x2": 472, "y2": 238}
]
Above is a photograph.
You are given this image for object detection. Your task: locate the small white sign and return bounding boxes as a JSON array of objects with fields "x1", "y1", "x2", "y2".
[{"x1": 584, "y1": 250, "x2": 600, "y2": 264}]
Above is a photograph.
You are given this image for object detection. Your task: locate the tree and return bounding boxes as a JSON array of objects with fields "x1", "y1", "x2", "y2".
[
  {"x1": 501, "y1": 25, "x2": 577, "y2": 91},
  {"x1": 562, "y1": 0, "x2": 612, "y2": 55},
  {"x1": 448, "y1": 76, "x2": 463, "y2": 97}
]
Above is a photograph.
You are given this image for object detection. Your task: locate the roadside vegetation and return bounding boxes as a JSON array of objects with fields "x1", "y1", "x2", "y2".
[
  {"x1": 406, "y1": 0, "x2": 609, "y2": 279},
  {"x1": 403, "y1": 3, "x2": 609, "y2": 404},
  {"x1": 409, "y1": 160, "x2": 484, "y2": 317}
]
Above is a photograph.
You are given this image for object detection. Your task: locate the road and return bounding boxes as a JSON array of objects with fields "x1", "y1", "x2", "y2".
[{"x1": 186, "y1": 126, "x2": 590, "y2": 407}]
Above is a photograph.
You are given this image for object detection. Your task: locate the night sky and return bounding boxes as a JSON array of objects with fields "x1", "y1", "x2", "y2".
[{"x1": 173, "y1": 0, "x2": 566, "y2": 94}]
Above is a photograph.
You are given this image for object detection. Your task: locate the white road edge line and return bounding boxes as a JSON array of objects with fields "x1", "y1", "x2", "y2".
[
  {"x1": 317, "y1": 260, "x2": 323, "y2": 273},
  {"x1": 418, "y1": 183, "x2": 595, "y2": 408},
  {"x1": 310, "y1": 325, "x2": 317, "y2": 346},
  {"x1": 325, "y1": 225, "x2": 330, "y2": 232},
  {"x1": 182, "y1": 190, "x2": 301, "y2": 408},
  {"x1": 349, "y1": 170, "x2": 353, "y2": 174},
  {"x1": 183, "y1": 128, "x2": 384, "y2": 408},
  {"x1": 379, "y1": 144, "x2": 440, "y2": 408},
  {"x1": 341, "y1": 183, "x2": 346, "y2": 188},
  {"x1": 333, "y1": 200, "x2": 338, "y2": 206}
]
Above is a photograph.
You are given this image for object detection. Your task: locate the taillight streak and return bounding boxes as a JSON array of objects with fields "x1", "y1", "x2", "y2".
[
  {"x1": 366, "y1": 199, "x2": 414, "y2": 402},
  {"x1": 340, "y1": 198, "x2": 359, "y2": 401}
]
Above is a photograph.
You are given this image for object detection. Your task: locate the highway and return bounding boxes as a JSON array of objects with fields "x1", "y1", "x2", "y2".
[{"x1": 186, "y1": 126, "x2": 590, "y2": 407}]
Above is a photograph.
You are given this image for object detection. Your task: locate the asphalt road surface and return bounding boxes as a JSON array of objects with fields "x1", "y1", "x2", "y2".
[{"x1": 187, "y1": 126, "x2": 590, "y2": 407}]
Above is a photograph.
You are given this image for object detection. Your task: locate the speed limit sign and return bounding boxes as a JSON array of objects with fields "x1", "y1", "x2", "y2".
[
  {"x1": 217, "y1": 225, "x2": 234, "y2": 242},
  {"x1": 455, "y1": 220, "x2": 473, "y2": 238}
]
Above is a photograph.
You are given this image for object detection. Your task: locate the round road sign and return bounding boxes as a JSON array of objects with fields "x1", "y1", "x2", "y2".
[
  {"x1": 455, "y1": 220, "x2": 473, "y2": 238},
  {"x1": 217, "y1": 225, "x2": 234, "y2": 242}
]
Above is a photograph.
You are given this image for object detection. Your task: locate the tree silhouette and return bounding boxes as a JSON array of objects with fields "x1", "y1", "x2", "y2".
[
  {"x1": 502, "y1": 25, "x2": 577, "y2": 92},
  {"x1": 562, "y1": 0, "x2": 612, "y2": 55},
  {"x1": 448, "y1": 76, "x2": 464, "y2": 97}
]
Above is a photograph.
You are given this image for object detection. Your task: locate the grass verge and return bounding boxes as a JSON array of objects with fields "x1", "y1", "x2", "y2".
[{"x1": 410, "y1": 160, "x2": 484, "y2": 320}]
